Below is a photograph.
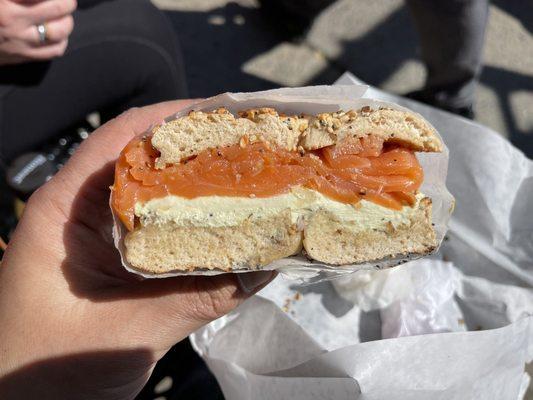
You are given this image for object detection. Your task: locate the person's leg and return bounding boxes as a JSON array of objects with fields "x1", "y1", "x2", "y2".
[
  {"x1": 405, "y1": 0, "x2": 490, "y2": 117},
  {"x1": 0, "y1": 0, "x2": 186, "y2": 162}
]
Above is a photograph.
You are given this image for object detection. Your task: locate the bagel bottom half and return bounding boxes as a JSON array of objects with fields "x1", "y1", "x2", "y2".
[{"x1": 123, "y1": 193, "x2": 436, "y2": 274}]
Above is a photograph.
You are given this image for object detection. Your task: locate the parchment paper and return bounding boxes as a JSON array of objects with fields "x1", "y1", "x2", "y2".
[
  {"x1": 190, "y1": 73, "x2": 533, "y2": 400},
  {"x1": 112, "y1": 84, "x2": 454, "y2": 279}
]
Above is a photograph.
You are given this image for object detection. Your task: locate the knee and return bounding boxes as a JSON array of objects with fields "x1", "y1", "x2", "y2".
[
  {"x1": 115, "y1": 0, "x2": 176, "y2": 44},
  {"x1": 77, "y1": 0, "x2": 181, "y2": 60},
  {"x1": 73, "y1": 0, "x2": 186, "y2": 95}
]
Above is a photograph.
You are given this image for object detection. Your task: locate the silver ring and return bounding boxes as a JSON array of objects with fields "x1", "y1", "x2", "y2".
[{"x1": 36, "y1": 23, "x2": 47, "y2": 44}]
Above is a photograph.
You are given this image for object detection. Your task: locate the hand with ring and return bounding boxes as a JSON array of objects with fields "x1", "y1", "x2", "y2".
[{"x1": 0, "y1": 0, "x2": 77, "y2": 66}]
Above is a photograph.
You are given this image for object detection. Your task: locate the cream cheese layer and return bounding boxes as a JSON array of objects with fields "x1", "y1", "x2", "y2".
[{"x1": 135, "y1": 188, "x2": 425, "y2": 233}]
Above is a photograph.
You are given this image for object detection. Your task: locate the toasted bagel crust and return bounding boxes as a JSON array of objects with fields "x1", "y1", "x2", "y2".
[
  {"x1": 151, "y1": 107, "x2": 442, "y2": 167},
  {"x1": 304, "y1": 197, "x2": 436, "y2": 265},
  {"x1": 124, "y1": 210, "x2": 302, "y2": 273}
]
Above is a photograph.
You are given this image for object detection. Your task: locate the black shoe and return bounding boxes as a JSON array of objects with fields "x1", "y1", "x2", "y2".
[
  {"x1": 1, "y1": 122, "x2": 94, "y2": 253},
  {"x1": 6, "y1": 123, "x2": 93, "y2": 201},
  {"x1": 404, "y1": 89, "x2": 475, "y2": 120}
]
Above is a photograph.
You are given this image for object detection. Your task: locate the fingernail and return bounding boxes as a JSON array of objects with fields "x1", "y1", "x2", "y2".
[{"x1": 237, "y1": 271, "x2": 275, "y2": 294}]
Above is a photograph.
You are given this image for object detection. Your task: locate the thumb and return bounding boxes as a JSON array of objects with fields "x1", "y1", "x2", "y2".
[{"x1": 130, "y1": 271, "x2": 275, "y2": 350}]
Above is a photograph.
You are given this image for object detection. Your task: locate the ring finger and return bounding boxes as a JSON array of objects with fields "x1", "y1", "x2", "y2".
[{"x1": 25, "y1": 15, "x2": 74, "y2": 46}]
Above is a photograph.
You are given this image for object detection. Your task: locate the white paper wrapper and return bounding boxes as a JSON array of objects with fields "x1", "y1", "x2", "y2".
[
  {"x1": 112, "y1": 84, "x2": 454, "y2": 279},
  {"x1": 190, "y1": 73, "x2": 533, "y2": 399}
]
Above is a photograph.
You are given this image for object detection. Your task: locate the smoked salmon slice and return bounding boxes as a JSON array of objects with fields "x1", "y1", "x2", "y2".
[{"x1": 112, "y1": 135, "x2": 424, "y2": 231}]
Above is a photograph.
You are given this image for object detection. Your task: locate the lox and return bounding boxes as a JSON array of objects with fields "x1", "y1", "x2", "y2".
[{"x1": 111, "y1": 107, "x2": 443, "y2": 274}]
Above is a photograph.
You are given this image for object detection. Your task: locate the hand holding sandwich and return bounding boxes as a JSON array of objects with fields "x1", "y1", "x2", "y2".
[{"x1": 0, "y1": 101, "x2": 275, "y2": 400}]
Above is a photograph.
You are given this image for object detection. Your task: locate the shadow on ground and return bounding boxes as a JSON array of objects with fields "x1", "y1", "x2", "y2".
[
  {"x1": 481, "y1": 66, "x2": 533, "y2": 156},
  {"x1": 164, "y1": 1, "x2": 532, "y2": 157},
  {"x1": 165, "y1": 2, "x2": 281, "y2": 96}
]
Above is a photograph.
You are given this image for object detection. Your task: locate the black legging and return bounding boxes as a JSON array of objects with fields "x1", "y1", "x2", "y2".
[{"x1": 0, "y1": 0, "x2": 187, "y2": 164}]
